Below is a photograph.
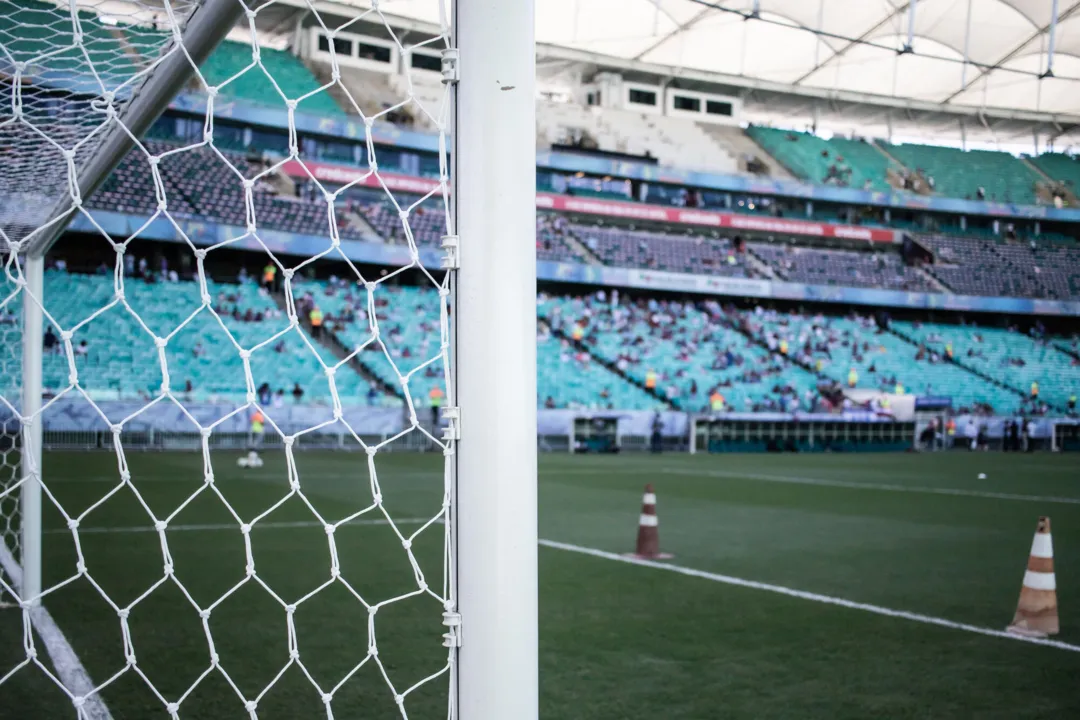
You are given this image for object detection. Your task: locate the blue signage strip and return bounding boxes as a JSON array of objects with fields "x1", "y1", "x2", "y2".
[{"x1": 73, "y1": 210, "x2": 1080, "y2": 318}]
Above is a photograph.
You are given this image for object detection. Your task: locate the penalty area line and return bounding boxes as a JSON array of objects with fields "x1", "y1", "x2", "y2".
[
  {"x1": 0, "y1": 543, "x2": 113, "y2": 720},
  {"x1": 539, "y1": 539, "x2": 1080, "y2": 654}
]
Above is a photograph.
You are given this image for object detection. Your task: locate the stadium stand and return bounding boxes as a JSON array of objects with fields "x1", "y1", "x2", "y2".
[
  {"x1": 0, "y1": 0, "x2": 138, "y2": 85},
  {"x1": 536, "y1": 101, "x2": 737, "y2": 173},
  {"x1": 895, "y1": 321, "x2": 1077, "y2": 412},
  {"x1": 744, "y1": 127, "x2": 894, "y2": 191},
  {"x1": 13, "y1": 265, "x2": 1078, "y2": 418},
  {"x1": 291, "y1": 278, "x2": 446, "y2": 409},
  {"x1": 35, "y1": 269, "x2": 376, "y2": 404},
  {"x1": 884, "y1": 143, "x2": 1042, "y2": 205},
  {"x1": 1029, "y1": 153, "x2": 1080, "y2": 195},
  {"x1": 89, "y1": 140, "x2": 366, "y2": 240},
  {"x1": 540, "y1": 293, "x2": 821, "y2": 412},
  {"x1": 749, "y1": 241, "x2": 935, "y2": 292},
  {"x1": 918, "y1": 234, "x2": 1080, "y2": 299},
  {"x1": 569, "y1": 222, "x2": 754, "y2": 277},
  {"x1": 747, "y1": 309, "x2": 1016, "y2": 413},
  {"x1": 696, "y1": 124, "x2": 795, "y2": 179},
  {"x1": 196, "y1": 39, "x2": 345, "y2": 117}
]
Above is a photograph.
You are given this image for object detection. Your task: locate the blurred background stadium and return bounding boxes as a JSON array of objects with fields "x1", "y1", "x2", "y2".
[{"x1": 2, "y1": 0, "x2": 1080, "y2": 717}]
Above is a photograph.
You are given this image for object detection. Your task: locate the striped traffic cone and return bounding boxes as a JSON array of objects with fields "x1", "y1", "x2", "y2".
[
  {"x1": 1006, "y1": 516, "x2": 1059, "y2": 637},
  {"x1": 625, "y1": 484, "x2": 673, "y2": 560}
]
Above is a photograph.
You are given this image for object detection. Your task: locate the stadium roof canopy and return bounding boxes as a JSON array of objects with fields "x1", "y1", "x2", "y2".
[{"x1": 325, "y1": 0, "x2": 1080, "y2": 118}]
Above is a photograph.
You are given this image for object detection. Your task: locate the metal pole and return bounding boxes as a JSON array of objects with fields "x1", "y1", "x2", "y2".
[
  {"x1": 453, "y1": 0, "x2": 538, "y2": 717},
  {"x1": 20, "y1": 255, "x2": 44, "y2": 606},
  {"x1": 25, "y1": 0, "x2": 246, "y2": 258},
  {"x1": 1045, "y1": 0, "x2": 1060, "y2": 78},
  {"x1": 813, "y1": 0, "x2": 825, "y2": 69},
  {"x1": 903, "y1": 0, "x2": 917, "y2": 53},
  {"x1": 961, "y1": 0, "x2": 973, "y2": 87}
]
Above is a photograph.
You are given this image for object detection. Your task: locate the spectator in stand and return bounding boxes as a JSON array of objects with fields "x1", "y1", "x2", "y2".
[
  {"x1": 292, "y1": 382, "x2": 304, "y2": 404},
  {"x1": 262, "y1": 262, "x2": 277, "y2": 292},
  {"x1": 273, "y1": 389, "x2": 286, "y2": 409},
  {"x1": 74, "y1": 339, "x2": 89, "y2": 358},
  {"x1": 43, "y1": 326, "x2": 58, "y2": 354},
  {"x1": 309, "y1": 305, "x2": 324, "y2": 339}
]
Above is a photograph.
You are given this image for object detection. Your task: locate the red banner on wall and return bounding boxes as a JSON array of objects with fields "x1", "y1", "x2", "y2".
[
  {"x1": 535, "y1": 195, "x2": 897, "y2": 243},
  {"x1": 280, "y1": 159, "x2": 897, "y2": 244}
]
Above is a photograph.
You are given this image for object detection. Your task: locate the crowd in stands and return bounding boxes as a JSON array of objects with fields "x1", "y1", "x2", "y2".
[{"x1": 6, "y1": 261, "x2": 1079, "y2": 419}]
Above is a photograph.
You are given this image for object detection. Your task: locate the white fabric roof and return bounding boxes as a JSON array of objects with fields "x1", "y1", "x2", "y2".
[{"x1": 375, "y1": 0, "x2": 1080, "y2": 115}]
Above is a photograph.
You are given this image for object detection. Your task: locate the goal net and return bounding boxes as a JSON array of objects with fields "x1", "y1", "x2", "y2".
[{"x1": 0, "y1": 0, "x2": 533, "y2": 716}]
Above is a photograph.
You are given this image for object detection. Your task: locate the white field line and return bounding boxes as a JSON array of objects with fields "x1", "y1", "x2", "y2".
[
  {"x1": 0, "y1": 543, "x2": 113, "y2": 719},
  {"x1": 656, "y1": 467, "x2": 1080, "y2": 505},
  {"x1": 44, "y1": 517, "x2": 433, "y2": 535},
  {"x1": 539, "y1": 539, "x2": 1080, "y2": 654}
]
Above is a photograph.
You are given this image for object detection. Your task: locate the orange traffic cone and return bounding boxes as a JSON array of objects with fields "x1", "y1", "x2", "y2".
[
  {"x1": 1006, "y1": 516, "x2": 1059, "y2": 637},
  {"x1": 625, "y1": 484, "x2": 672, "y2": 560}
]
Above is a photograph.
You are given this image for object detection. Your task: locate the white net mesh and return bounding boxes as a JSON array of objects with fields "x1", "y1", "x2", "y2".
[
  {"x1": 0, "y1": 247, "x2": 19, "y2": 609},
  {"x1": 0, "y1": 1, "x2": 458, "y2": 717}
]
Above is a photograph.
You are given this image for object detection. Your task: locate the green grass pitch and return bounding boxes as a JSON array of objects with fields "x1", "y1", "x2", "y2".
[{"x1": 2, "y1": 450, "x2": 1079, "y2": 718}]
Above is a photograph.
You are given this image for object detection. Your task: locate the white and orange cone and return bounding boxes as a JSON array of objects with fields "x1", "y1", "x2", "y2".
[
  {"x1": 1006, "y1": 516, "x2": 1059, "y2": 637},
  {"x1": 625, "y1": 484, "x2": 673, "y2": 560}
]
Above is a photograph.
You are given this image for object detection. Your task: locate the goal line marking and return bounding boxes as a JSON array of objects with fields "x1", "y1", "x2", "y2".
[
  {"x1": 43, "y1": 517, "x2": 433, "y2": 535},
  {"x1": 0, "y1": 543, "x2": 113, "y2": 719},
  {"x1": 539, "y1": 539, "x2": 1080, "y2": 654},
  {"x1": 659, "y1": 467, "x2": 1080, "y2": 505}
]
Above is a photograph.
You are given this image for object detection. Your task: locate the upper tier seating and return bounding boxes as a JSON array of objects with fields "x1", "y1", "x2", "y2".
[
  {"x1": 197, "y1": 40, "x2": 344, "y2": 117},
  {"x1": 537, "y1": 101, "x2": 736, "y2": 173},
  {"x1": 749, "y1": 242, "x2": 935, "y2": 292},
  {"x1": 745, "y1": 127, "x2": 894, "y2": 191},
  {"x1": 696, "y1": 124, "x2": 795, "y2": 179},
  {"x1": 0, "y1": 0, "x2": 136, "y2": 87},
  {"x1": 884, "y1": 143, "x2": 1042, "y2": 205},
  {"x1": 1028, "y1": 153, "x2": 1080, "y2": 195}
]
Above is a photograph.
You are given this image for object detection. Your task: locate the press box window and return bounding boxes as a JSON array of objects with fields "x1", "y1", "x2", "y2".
[
  {"x1": 628, "y1": 89, "x2": 657, "y2": 107},
  {"x1": 673, "y1": 95, "x2": 701, "y2": 112},
  {"x1": 706, "y1": 100, "x2": 733, "y2": 117},
  {"x1": 411, "y1": 52, "x2": 442, "y2": 72},
  {"x1": 357, "y1": 41, "x2": 392, "y2": 64}
]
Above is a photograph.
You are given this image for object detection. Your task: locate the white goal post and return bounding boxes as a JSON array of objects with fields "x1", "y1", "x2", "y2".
[{"x1": 0, "y1": 0, "x2": 538, "y2": 717}]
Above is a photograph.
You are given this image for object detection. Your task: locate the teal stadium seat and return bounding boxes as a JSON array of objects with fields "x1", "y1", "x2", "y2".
[
  {"x1": 197, "y1": 40, "x2": 344, "y2": 117},
  {"x1": 745, "y1": 127, "x2": 895, "y2": 191},
  {"x1": 884, "y1": 143, "x2": 1041, "y2": 205},
  {"x1": 35, "y1": 271, "x2": 373, "y2": 405}
]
